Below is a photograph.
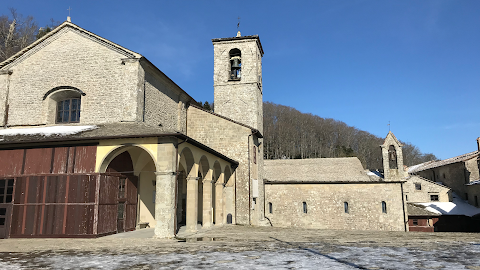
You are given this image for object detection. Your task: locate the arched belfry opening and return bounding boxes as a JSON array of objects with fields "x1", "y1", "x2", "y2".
[
  {"x1": 381, "y1": 131, "x2": 405, "y2": 180},
  {"x1": 229, "y1": 48, "x2": 241, "y2": 80},
  {"x1": 388, "y1": 145, "x2": 398, "y2": 169}
]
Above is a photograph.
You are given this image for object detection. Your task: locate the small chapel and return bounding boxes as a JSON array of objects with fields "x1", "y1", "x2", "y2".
[{"x1": 0, "y1": 19, "x2": 413, "y2": 239}]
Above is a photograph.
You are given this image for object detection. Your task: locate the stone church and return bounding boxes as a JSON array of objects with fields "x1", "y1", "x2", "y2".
[{"x1": 0, "y1": 18, "x2": 411, "y2": 239}]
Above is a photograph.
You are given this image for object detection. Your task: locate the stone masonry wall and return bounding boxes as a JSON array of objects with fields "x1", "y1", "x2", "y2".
[
  {"x1": 142, "y1": 64, "x2": 188, "y2": 132},
  {"x1": 418, "y1": 163, "x2": 468, "y2": 199},
  {"x1": 404, "y1": 175, "x2": 450, "y2": 203},
  {"x1": 1, "y1": 28, "x2": 144, "y2": 126},
  {"x1": 187, "y1": 106, "x2": 264, "y2": 225},
  {"x1": 265, "y1": 183, "x2": 406, "y2": 231},
  {"x1": 465, "y1": 158, "x2": 480, "y2": 183}
]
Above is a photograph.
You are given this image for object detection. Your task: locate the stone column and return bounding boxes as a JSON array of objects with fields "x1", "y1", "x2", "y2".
[
  {"x1": 154, "y1": 171, "x2": 176, "y2": 238},
  {"x1": 215, "y1": 181, "x2": 225, "y2": 225},
  {"x1": 186, "y1": 176, "x2": 199, "y2": 232},
  {"x1": 202, "y1": 176, "x2": 213, "y2": 228}
]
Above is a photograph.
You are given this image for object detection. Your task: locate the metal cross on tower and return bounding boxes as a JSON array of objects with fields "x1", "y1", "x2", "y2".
[
  {"x1": 237, "y1": 17, "x2": 240, "y2": 30},
  {"x1": 67, "y1": 7, "x2": 72, "y2": 17},
  {"x1": 388, "y1": 121, "x2": 391, "y2": 131}
]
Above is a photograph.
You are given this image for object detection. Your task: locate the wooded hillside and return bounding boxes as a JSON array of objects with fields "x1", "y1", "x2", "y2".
[{"x1": 263, "y1": 102, "x2": 437, "y2": 169}]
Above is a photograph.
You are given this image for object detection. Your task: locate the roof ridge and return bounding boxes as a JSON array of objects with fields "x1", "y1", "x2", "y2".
[{"x1": 0, "y1": 21, "x2": 142, "y2": 69}]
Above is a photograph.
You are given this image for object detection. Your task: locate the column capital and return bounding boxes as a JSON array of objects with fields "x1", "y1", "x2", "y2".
[
  {"x1": 187, "y1": 176, "x2": 200, "y2": 182},
  {"x1": 203, "y1": 178, "x2": 213, "y2": 184},
  {"x1": 155, "y1": 171, "x2": 176, "y2": 176}
]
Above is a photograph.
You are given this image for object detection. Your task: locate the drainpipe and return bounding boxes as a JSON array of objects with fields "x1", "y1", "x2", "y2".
[
  {"x1": 3, "y1": 70, "x2": 12, "y2": 128},
  {"x1": 400, "y1": 182, "x2": 407, "y2": 232},
  {"x1": 248, "y1": 132, "x2": 252, "y2": 225}
]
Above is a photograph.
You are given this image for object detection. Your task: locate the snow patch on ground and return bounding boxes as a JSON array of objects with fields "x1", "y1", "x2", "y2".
[
  {"x1": 0, "y1": 125, "x2": 97, "y2": 136},
  {"x1": 2, "y1": 244, "x2": 479, "y2": 270}
]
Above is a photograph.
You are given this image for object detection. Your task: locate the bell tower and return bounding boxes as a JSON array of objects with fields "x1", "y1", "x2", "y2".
[
  {"x1": 212, "y1": 32, "x2": 264, "y2": 132},
  {"x1": 381, "y1": 131, "x2": 406, "y2": 180}
]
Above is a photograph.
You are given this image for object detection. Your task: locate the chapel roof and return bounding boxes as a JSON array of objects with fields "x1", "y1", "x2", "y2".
[
  {"x1": 264, "y1": 157, "x2": 380, "y2": 183},
  {"x1": 408, "y1": 150, "x2": 479, "y2": 174}
]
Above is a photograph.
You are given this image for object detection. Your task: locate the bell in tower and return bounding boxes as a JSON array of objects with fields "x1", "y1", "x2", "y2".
[{"x1": 229, "y1": 49, "x2": 242, "y2": 80}]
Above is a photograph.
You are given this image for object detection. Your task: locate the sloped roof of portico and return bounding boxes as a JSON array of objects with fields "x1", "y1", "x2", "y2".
[{"x1": 0, "y1": 122, "x2": 238, "y2": 165}]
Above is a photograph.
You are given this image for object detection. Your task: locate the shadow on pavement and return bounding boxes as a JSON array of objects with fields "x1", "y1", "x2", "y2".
[{"x1": 270, "y1": 237, "x2": 368, "y2": 270}]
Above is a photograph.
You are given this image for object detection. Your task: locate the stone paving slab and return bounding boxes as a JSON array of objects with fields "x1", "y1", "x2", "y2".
[{"x1": 0, "y1": 225, "x2": 479, "y2": 269}]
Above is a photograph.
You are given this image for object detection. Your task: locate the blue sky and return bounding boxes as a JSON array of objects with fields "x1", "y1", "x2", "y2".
[{"x1": 1, "y1": 0, "x2": 479, "y2": 160}]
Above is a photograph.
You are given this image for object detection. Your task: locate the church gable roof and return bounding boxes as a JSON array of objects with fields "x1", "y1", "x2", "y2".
[
  {"x1": 264, "y1": 157, "x2": 373, "y2": 183},
  {"x1": 382, "y1": 131, "x2": 403, "y2": 147},
  {"x1": 0, "y1": 20, "x2": 142, "y2": 69}
]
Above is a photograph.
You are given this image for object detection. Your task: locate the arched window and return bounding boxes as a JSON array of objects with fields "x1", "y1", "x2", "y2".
[
  {"x1": 388, "y1": 145, "x2": 397, "y2": 169},
  {"x1": 344, "y1": 202, "x2": 349, "y2": 213},
  {"x1": 382, "y1": 201, "x2": 387, "y2": 213},
  {"x1": 57, "y1": 98, "x2": 81, "y2": 123},
  {"x1": 45, "y1": 86, "x2": 84, "y2": 124},
  {"x1": 229, "y1": 48, "x2": 241, "y2": 80},
  {"x1": 268, "y1": 202, "x2": 273, "y2": 214}
]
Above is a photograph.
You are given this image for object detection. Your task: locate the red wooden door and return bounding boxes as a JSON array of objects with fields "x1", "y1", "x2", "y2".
[
  {"x1": 0, "y1": 179, "x2": 14, "y2": 239},
  {"x1": 116, "y1": 175, "x2": 138, "y2": 232}
]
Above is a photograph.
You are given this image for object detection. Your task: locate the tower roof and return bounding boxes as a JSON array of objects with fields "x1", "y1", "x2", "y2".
[{"x1": 212, "y1": 35, "x2": 264, "y2": 56}]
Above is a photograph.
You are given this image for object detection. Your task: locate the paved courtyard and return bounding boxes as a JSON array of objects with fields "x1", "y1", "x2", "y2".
[{"x1": 1, "y1": 225, "x2": 479, "y2": 269}]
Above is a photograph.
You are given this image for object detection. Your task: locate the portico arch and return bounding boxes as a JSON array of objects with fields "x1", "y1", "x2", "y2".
[{"x1": 99, "y1": 145, "x2": 157, "y2": 232}]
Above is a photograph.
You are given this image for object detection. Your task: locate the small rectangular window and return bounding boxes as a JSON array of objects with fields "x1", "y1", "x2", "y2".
[
  {"x1": 415, "y1": 183, "x2": 422, "y2": 190},
  {"x1": 268, "y1": 202, "x2": 273, "y2": 214},
  {"x1": 119, "y1": 178, "x2": 126, "y2": 199},
  {"x1": 302, "y1": 202, "x2": 307, "y2": 214},
  {"x1": 406, "y1": 195, "x2": 408, "y2": 201},
  {"x1": 382, "y1": 201, "x2": 387, "y2": 214},
  {"x1": 430, "y1": 195, "x2": 439, "y2": 201},
  {"x1": 412, "y1": 219, "x2": 418, "y2": 226},
  {"x1": 344, "y1": 202, "x2": 349, "y2": 213}
]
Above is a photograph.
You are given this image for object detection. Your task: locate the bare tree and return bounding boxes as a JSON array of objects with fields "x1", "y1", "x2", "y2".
[
  {"x1": 0, "y1": 8, "x2": 38, "y2": 62},
  {"x1": 263, "y1": 101, "x2": 438, "y2": 169}
]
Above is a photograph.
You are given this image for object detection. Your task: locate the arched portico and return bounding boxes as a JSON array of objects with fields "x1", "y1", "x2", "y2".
[{"x1": 98, "y1": 145, "x2": 157, "y2": 232}]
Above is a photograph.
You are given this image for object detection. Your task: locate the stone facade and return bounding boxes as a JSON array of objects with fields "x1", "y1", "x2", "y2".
[
  {"x1": 264, "y1": 157, "x2": 408, "y2": 231},
  {"x1": 186, "y1": 106, "x2": 264, "y2": 225},
  {"x1": 0, "y1": 23, "x2": 190, "y2": 131},
  {"x1": 403, "y1": 175, "x2": 451, "y2": 203},
  {"x1": 265, "y1": 182, "x2": 406, "y2": 231}
]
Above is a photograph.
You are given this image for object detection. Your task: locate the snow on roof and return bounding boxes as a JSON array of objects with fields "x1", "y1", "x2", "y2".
[
  {"x1": 409, "y1": 151, "x2": 479, "y2": 173},
  {"x1": 407, "y1": 162, "x2": 431, "y2": 173},
  {"x1": 467, "y1": 180, "x2": 480, "y2": 186},
  {"x1": 415, "y1": 194, "x2": 480, "y2": 217},
  {"x1": 0, "y1": 125, "x2": 97, "y2": 137}
]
